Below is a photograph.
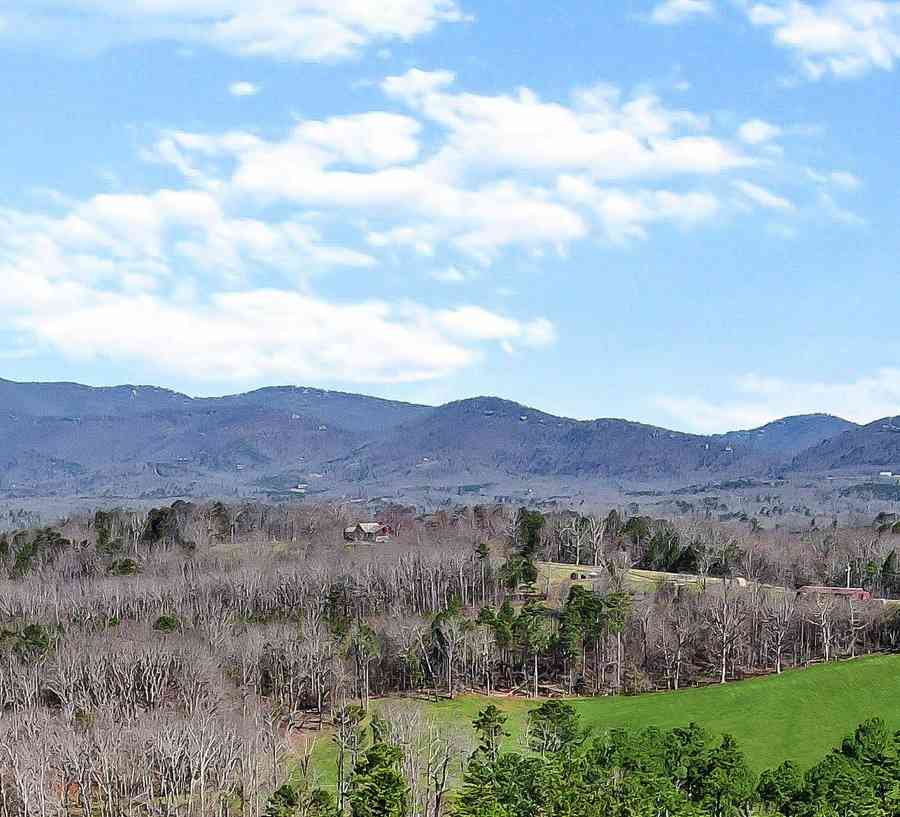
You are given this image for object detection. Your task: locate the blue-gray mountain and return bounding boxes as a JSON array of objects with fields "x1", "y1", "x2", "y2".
[{"x1": 0, "y1": 378, "x2": 886, "y2": 499}]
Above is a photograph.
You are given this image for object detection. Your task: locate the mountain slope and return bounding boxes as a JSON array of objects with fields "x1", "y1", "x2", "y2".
[
  {"x1": 718, "y1": 414, "x2": 858, "y2": 458},
  {"x1": 791, "y1": 416, "x2": 900, "y2": 473},
  {"x1": 311, "y1": 399, "x2": 827, "y2": 486},
  {"x1": 210, "y1": 386, "x2": 430, "y2": 433},
  {"x1": 0, "y1": 378, "x2": 865, "y2": 498},
  {"x1": 0, "y1": 378, "x2": 191, "y2": 418}
]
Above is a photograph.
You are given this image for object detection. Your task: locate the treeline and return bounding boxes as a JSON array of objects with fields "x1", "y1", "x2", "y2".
[
  {"x1": 0, "y1": 503, "x2": 898, "y2": 707},
  {"x1": 5, "y1": 695, "x2": 900, "y2": 816},
  {"x1": 450, "y1": 705, "x2": 900, "y2": 817},
  {"x1": 261, "y1": 705, "x2": 900, "y2": 817},
  {"x1": 536, "y1": 509, "x2": 900, "y2": 597},
  {"x1": 3, "y1": 501, "x2": 899, "y2": 597},
  {"x1": 0, "y1": 502, "x2": 899, "y2": 815}
]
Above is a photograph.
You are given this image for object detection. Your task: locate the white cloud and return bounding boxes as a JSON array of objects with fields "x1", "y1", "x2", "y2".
[
  {"x1": 738, "y1": 118, "x2": 782, "y2": 145},
  {"x1": 158, "y1": 110, "x2": 589, "y2": 262},
  {"x1": 658, "y1": 368, "x2": 900, "y2": 432},
  {"x1": 807, "y1": 167, "x2": 863, "y2": 190},
  {"x1": 733, "y1": 179, "x2": 795, "y2": 210},
  {"x1": 4, "y1": 189, "x2": 376, "y2": 286},
  {"x1": 295, "y1": 113, "x2": 423, "y2": 167},
  {"x1": 381, "y1": 68, "x2": 456, "y2": 98},
  {"x1": 382, "y1": 70, "x2": 746, "y2": 180},
  {"x1": 430, "y1": 266, "x2": 469, "y2": 283},
  {"x1": 650, "y1": 0, "x2": 715, "y2": 25},
  {"x1": 143, "y1": 73, "x2": 809, "y2": 259},
  {"x1": 434, "y1": 307, "x2": 555, "y2": 347},
  {"x1": 521, "y1": 317, "x2": 557, "y2": 347},
  {"x1": 368, "y1": 225, "x2": 440, "y2": 256},
  {"x1": 0, "y1": 0, "x2": 467, "y2": 62},
  {"x1": 829, "y1": 169, "x2": 862, "y2": 189},
  {"x1": 0, "y1": 194, "x2": 555, "y2": 384},
  {"x1": 816, "y1": 190, "x2": 866, "y2": 224},
  {"x1": 20, "y1": 289, "x2": 478, "y2": 384},
  {"x1": 0, "y1": 70, "x2": 811, "y2": 388},
  {"x1": 558, "y1": 175, "x2": 720, "y2": 242},
  {"x1": 228, "y1": 81, "x2": 260, "y2": 97},
  {"x1": 748, "y1": 0, "x2": 900, "y2": 79}
]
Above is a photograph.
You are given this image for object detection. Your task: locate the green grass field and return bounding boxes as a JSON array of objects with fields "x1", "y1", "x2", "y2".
[
  {"x1": 536, "y1": 560, "x2": 900, "y2": 610},
  {"x1": 535, "y1": 561, "x2": 768, "y2": 600},
  {"x1": 309, "y1": 654, "x2": 900, "y2": 781}
]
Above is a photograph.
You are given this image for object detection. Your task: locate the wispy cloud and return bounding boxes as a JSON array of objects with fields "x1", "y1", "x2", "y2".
[
  {"x1": 658, "y1": 369, "x2": 900, "y2": 432},
  {"x1": 228, "y1": 81, "x2": 260, "y2": 97},
  {"x1": 649, "y1": 0, "x2": 715, "y2": 25},
  {"x1": 748, "y1": 0, "x2": 900, "y2": 79},
  {"x1": 430, "y1": 266, "x2": 470, "y2": 283},
  {"x1": 0, "y1": 1, "x2": 468, "y2": 62},
  {"x1": 807, "y1": 167, "x2": 863, "y2": 190},
  {"x1": 0, "y1": 69, "x2": 826, "y2": 389},
  {"x1": 738, "y1": 118, "x2": 782, "y2": 145},
  {"x1": 143, "y1": 71, "x2": 768, "y2": 263},
  {"x1": 0, "y1": 194, "x2": 557, "y2": 384},
  {"x1": 733, "y1": 179, "x2": 795, "y2": 210}
]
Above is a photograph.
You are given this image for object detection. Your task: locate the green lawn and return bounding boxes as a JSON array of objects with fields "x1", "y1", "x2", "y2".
[{"x1": 309, "y1": 654, "x2": 900, "y2": 781}]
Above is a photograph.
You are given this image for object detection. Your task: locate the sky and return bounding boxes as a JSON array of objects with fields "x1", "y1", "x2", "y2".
[{"x1": 0, "y1": 0, "x2": 899, "y2": 433}]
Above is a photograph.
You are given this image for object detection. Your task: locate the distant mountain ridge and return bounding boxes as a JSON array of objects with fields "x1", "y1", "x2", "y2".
[
  {"x1": 717, "y1": 414, "x2": 858, "y2": 457},
  {"x1": 791, "y1": 416, "x2": 900, "y2": 473},
  {"x1": 0, "y1": 377, "x2": 880, "y2": 500}
]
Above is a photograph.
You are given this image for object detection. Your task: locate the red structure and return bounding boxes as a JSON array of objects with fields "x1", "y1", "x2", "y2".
[{"x1": 797, "y1": 586, "x2": 872, "y2": 602}]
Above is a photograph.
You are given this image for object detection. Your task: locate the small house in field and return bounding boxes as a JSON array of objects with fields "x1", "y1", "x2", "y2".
[
  {"x1": 344, "y1": 522, "x2": 392, "y2": 543},
  {"x1": 797, "y1": 586, "x2": 872, "y2": 602}
]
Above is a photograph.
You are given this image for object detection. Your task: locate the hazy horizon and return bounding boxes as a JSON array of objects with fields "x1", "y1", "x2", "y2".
[
  {"x1": 0, "y1": 374, "x2": 876, "y2": 435},
  {"x1": 2, "y1": 1, "x2": 899, "y2": 433}
]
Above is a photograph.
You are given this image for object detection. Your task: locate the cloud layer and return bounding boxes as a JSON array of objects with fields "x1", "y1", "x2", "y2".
[
  {"x1": 0, "y1": 69, "x2": 844, "y2": 387},
  {"x1": 0, "y1": 0, "x2": 467, "y2": 61},
  {"x1": 659, "y1": 369, "x2": 900, "y2": 432},
  {"x1": 749, "y1": 0, "x2": 900, "y2": 78},
  {"x1": 650, "y1": 0, "x2": 715, "y2": 24},
  {"x1": 0, "y1": 187, "x2": 554, "y2": 384},
  {"x1": 152, "y1": 70, "x2": 777, "y2": 258},
  {"x1": 644, "y1": 1, "x2": 900, "y2": 80}
]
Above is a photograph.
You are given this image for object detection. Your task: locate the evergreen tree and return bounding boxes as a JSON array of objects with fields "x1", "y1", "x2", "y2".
[
  {"x1": 514, "y1": 601, "x2": 551, "y2": 698},
  {"x1": 757, "y1": 760, "x2": 803, "y2": 815},
  {"x1": 472, "y1": 705, "x2": 509, "y2": 763},
  {"x1": 603, "y1": 592, "x2": 632, "y2": 694},
  {"x1": 514, "y1": 509, "x2": 546, "y2": 558},
  {"x1": 526, "y1": 700, "x2": 583, "y2": 756},
  {"x1": 349, "y1": 741, "x2": 408, "y2": 817},
  {"x1": 264, "y1": 783, "x2": 334, "y2": 817},
  {"x1": 693, "y1": 734, "x2": 756, "y2": 817},
  {"x1": 804, "y1": 753, "x2": 883, "y2": 817}
]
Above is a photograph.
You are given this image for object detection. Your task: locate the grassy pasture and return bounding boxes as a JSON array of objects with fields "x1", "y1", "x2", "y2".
[
  {"x1": 309, "y1": 653, "x2": 900, "y2": 779},
  {"x1": 535, "y1": 561, "x2": 754, "y2": 604}
]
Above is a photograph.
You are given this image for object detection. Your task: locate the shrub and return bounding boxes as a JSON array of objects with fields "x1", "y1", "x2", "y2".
[
  {"x1": 109, "y1": 558, "x2": 140, "y2": 576},
  {"x1": 153, "y1": 614, "x2": 181, "y2": 633}
]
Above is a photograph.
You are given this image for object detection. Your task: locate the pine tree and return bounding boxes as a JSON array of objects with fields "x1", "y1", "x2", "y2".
[
  {"x1": 472, "y1": 705, "x2": 509, "y2": 763},
  {"x1": 349, "y1": 741, "x2": 408, "y2": 817}
]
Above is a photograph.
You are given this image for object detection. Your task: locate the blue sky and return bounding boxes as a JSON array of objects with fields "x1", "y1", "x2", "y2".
[{"x1": 1, "y1": 0, "x2": 899, "y2": 432}]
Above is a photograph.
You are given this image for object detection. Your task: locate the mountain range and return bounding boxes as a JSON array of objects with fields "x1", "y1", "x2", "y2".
[{"x1": 0, "y1": 377, "x2": 896, "y2": 501}]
